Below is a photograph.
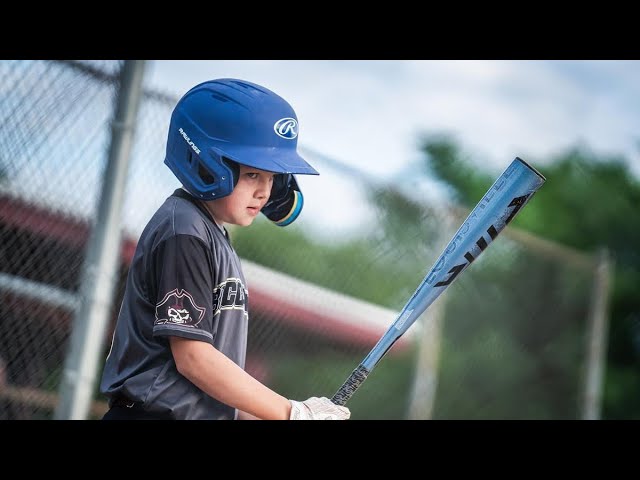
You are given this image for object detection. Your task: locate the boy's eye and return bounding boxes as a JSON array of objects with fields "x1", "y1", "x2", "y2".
[{"x1": 245, "y1": 171, "x2": 275, "y2": 183}]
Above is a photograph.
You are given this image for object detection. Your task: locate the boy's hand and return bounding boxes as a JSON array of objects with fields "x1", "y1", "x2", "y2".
[{"x1": 289, "y1": 396, "x2": 351, "y2": 420}]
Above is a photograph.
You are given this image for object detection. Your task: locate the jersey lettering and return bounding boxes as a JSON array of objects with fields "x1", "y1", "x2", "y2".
[{"x1": 213, "y1": 278, "x2": 248, "y2": 318}]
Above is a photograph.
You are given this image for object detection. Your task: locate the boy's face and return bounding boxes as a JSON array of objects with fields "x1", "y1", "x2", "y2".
[{"x1": 206, "y1": 164, "x2": 275, "y2": 226}]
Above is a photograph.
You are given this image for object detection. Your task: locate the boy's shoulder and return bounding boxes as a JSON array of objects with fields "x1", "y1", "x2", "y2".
[{"x1": 148, "y1": 191, "x2": 216, "y2": 241}]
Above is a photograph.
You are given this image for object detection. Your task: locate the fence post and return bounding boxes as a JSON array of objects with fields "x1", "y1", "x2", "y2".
[
  {"x1": 406, "y1": 296, "x2": 447, "y2": 419},
  {"x1": 581, "y1": 248, "x2": 613, "y2": 420},
  {"x1": 406, "y1": 213, "x2": 456, "y2": 420},
  {"x1": 54, "y1": 60, "x2": 147, "y2": 420}
]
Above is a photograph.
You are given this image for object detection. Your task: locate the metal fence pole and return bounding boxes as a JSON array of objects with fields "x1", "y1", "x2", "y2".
[
  {"x1": 581, "y1": 248, "x2": 613, "y2": 420},
  {"x1": 54, "y1": 60, "x2": 147, "y2": 420},
  {"x1": 405, "y1": 214, "x2": 456, "y2": 420},
  {"x1": 406, "y1": 297, "x2": 447, "y2": 419}
]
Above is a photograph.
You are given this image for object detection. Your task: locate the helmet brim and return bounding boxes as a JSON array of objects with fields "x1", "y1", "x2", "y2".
[{"x1": 212, "y1": 144, "x2": 319, "y2": 176}]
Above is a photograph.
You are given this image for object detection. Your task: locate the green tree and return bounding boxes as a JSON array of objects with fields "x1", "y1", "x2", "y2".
[
  {"x1": 232, "y1": 137, "x2": 640, "y2": 418},
  {"x1": 420, "y1": 134, "x2": 640, "y2": 419},
  {"x1": 232, "y1": 213, "x2": 431, "y2": 310}
]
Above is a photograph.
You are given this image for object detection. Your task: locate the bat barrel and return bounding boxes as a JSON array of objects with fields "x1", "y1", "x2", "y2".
[
  {"x1": 516, "y1": 156, "x2": 546, "y2": 182},
  {"x1": 329, "y1": 157, "x2": 546, "y2": 407}
]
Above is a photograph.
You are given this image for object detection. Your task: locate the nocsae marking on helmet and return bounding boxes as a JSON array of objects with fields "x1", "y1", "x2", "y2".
[
  {"x1": 179, "y1": 127, "x2": 201, "y2": 155},
  {"x1": 274, "y1": 118, "x2": 298, "y2": 139}
]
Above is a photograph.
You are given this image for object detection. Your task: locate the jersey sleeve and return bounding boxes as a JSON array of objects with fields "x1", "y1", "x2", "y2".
[{"x1": 151, "y1": 234, "x2": 216, "y2": 343}]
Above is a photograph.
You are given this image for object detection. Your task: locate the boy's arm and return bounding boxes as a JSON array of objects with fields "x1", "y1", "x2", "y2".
[
  {"x1": 170, "y1": 336, "x2": 291, "y2": 419},
  {"x1": 169, "y1": 337, "x2": 349, "y2": 420}
]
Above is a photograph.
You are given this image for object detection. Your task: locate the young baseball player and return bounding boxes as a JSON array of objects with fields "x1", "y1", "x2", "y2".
[{"x1": 100, "y1": 79, "x2": 350, "y2": 420}]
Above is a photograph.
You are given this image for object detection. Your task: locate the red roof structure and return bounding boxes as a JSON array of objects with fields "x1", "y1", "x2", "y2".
[{"x1": 0, "y1": 194, "x2": 417, "y2": 350}]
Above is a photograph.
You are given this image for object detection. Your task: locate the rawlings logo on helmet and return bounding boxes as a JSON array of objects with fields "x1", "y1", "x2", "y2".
[
  {"x1": 274, "y1": 117, "x2": 298, "y2": 139},
  {"x1": 178, "y1": 127, "x2": 201, "y2": 155}
]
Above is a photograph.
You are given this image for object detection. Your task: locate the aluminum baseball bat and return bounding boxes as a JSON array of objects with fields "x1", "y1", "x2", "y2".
[{"x1": 331, "y1": 157, "x2": 546, "y2": 406}]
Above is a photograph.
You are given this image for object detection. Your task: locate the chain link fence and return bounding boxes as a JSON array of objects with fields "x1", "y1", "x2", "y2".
[{"x1": 0, "y1": 60, "x2": 606, "y2": 419}]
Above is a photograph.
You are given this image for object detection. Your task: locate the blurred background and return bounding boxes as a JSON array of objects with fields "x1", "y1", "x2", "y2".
[{"x1": 1, "y1": 60, "x2": 638, "y2": 419}]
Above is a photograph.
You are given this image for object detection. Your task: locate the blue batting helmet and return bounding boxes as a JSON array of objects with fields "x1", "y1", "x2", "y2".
[{"x1": 164, "y1": 78, "x2": 318, "y2": 226}]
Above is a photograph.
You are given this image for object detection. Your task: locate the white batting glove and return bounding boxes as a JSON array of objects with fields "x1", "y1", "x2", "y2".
[{"x1": 289, "y1": 396, "x2": 351, "y2": 420}]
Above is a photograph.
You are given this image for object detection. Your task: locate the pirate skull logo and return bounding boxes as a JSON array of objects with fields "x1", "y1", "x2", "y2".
[{"x1": 155, "y1": 289, "x2": 206, "y2": 327}]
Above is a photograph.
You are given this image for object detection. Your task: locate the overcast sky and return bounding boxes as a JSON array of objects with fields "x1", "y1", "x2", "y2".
[{"x1": 145, "y1": 60, "x2": 640, "y2": 234}]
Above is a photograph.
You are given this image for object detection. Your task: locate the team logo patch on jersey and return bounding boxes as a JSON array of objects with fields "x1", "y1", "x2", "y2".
[
  {"x1": 213, "y1": 278, "x2": 248, "y2": 319},
  {"x1": 155, "y1": 289, "x2": 206, "y2": 327}
]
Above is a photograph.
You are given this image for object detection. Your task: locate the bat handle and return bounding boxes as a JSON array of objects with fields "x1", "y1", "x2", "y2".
[{"x1": 331, "y1": 364, "x2": 371, "y2": 406}]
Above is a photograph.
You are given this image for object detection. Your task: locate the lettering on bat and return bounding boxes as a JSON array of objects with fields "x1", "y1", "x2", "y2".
[{"x1": 434, "y1": 194, "x2": 530, "y2": 288}]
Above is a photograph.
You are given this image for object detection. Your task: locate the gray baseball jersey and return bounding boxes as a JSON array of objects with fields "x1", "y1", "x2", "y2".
[{"x1": 100, "y1": 189, "x2": 248, "y2": 420}]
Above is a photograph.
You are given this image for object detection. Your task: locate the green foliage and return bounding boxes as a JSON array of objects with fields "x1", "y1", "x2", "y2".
[
  {"x1": 232, "y1": 135, "x2": 639, "y2": 419},
  {"x1": 233, "y1": 217, "x2": 427, "y2": 310},
  {"x1": 423, "y1": 141, "x2": 640, "y2": 255},
  {"x1": 602, "y1": 367, "x2": 640, "y2": 419},
  {"x1": 433, "y1": 249, "x2": 589, "y2": 419},
  {"x1": 420, "y1": 137, "x2": 640, "y2": 419},
  {"x1": 266, "y1": 347, "x2": 418, "y2": 419},
  {"x1": 420, "y1": 133, "x2": 495, "y2": 206}
]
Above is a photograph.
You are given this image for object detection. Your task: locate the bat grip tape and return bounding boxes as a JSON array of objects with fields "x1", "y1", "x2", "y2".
[{"x1": 330, "y1": 364, "x2": 370, "y2": 406}]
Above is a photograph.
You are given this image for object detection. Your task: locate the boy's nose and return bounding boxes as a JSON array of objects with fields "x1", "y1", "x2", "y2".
[{"x1": 255, "y1": 184, "x2": 270, "y2": 199}]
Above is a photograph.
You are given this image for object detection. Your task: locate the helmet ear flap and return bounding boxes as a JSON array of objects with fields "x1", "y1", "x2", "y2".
[
  {"x1": 221, "y1": 157, "x2": 240, "y2": 189},
  {"x1": 262, "y1": 174, "x2": 304, "y2": 227},
  {"x1": 194, "y1": 151, "x2": 216, "y2": 185}
]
